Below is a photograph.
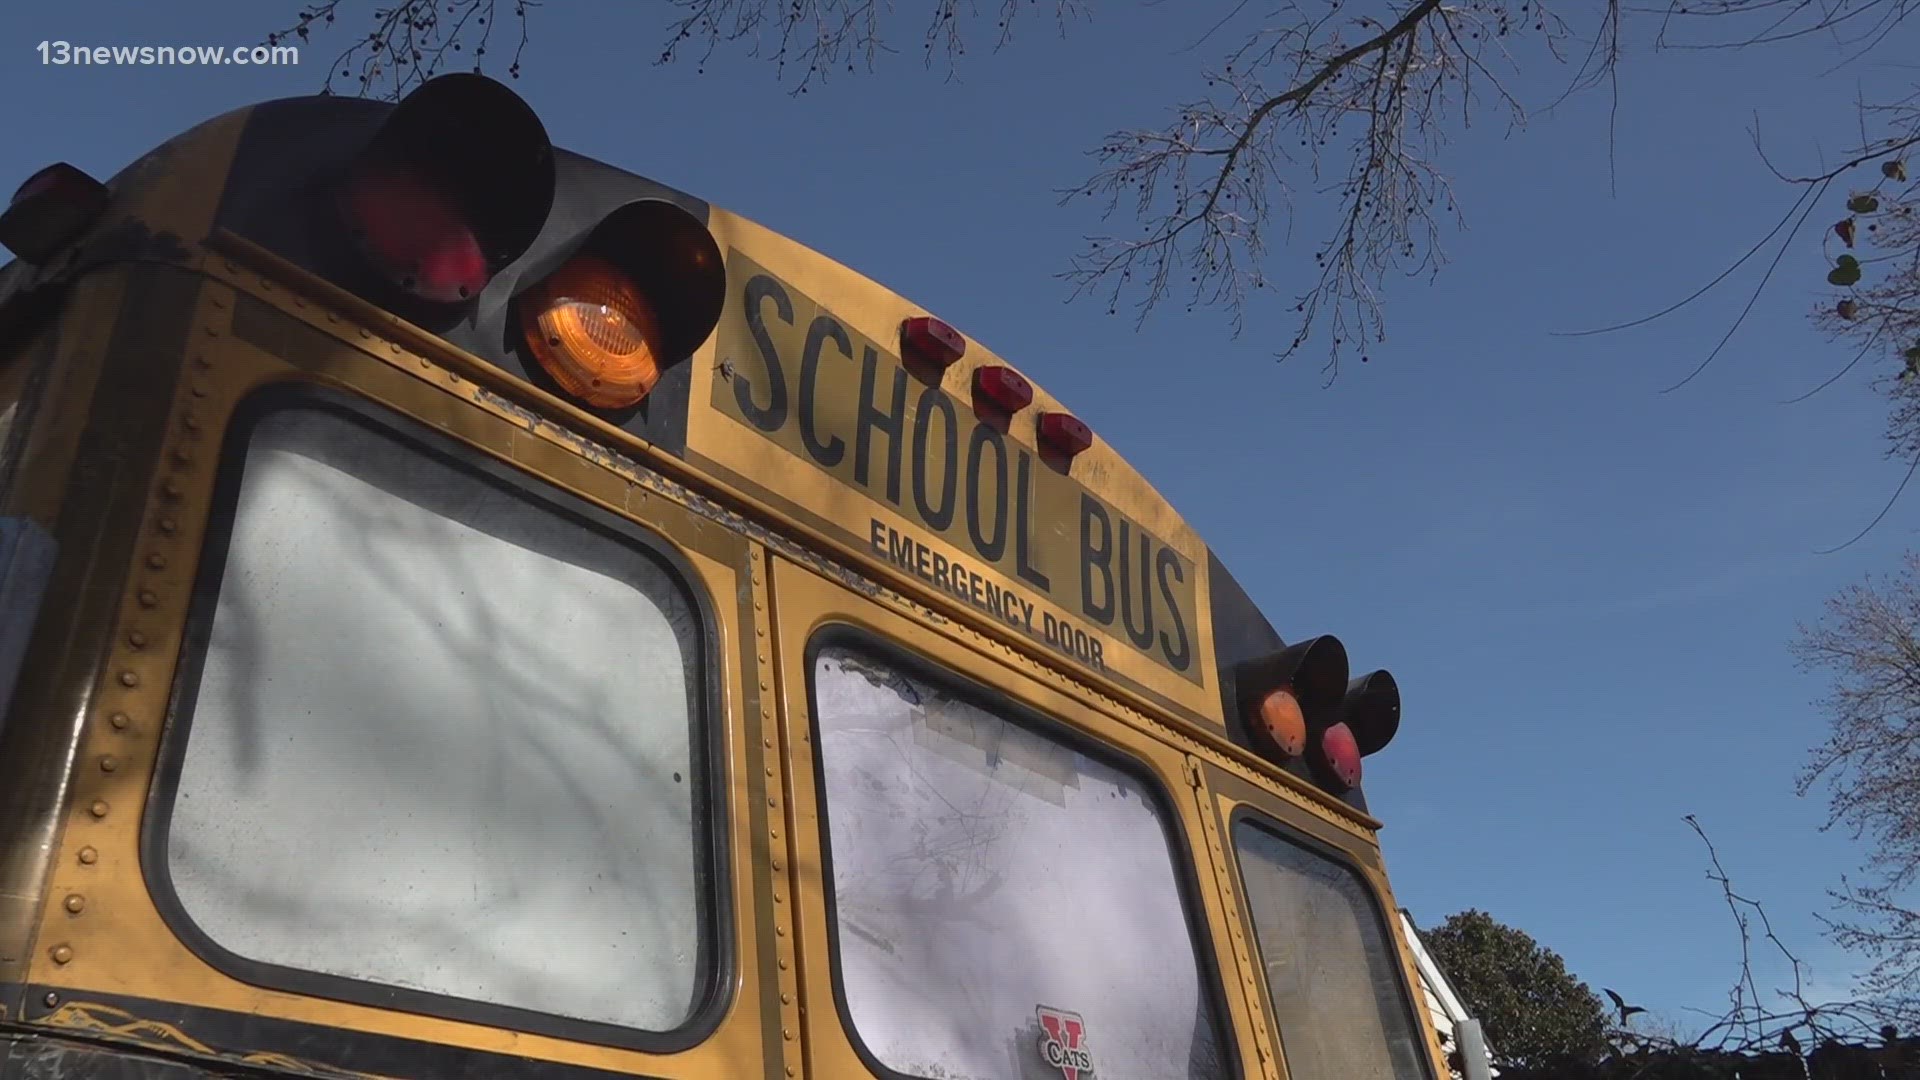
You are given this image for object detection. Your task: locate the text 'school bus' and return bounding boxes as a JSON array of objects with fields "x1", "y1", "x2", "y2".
[{"x1": 0, "y1": 76, "x2": 1444, "y2": 1080}]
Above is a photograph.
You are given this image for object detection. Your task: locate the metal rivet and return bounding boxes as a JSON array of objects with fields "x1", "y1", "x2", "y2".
[
  {"x1": 781, "y1": 992, "x2": 791, "y2": 1005},
  {"x1": 358, "y1": 328, "x2": 371, "y2": 339},
  {"x1": 117, "y1": 671, "x2": 138, "y2": 687},
  {"x1": 42, "y1": 992, "x2": 58, "y2": 1007},
  {"x1": 768, "y1": 797, "x2": 777, "y2": 808},
  {"x1": 163, "y1": 479, "x2": 182, "y2": 498},
  {"x1": 782, "y1": 1028, "x2": 793, "y2": 1041},
  {"x1": 764, "y1": 738, "x2": 773, "y2": 749},
  {"x1": 99, "y1": 756, "x2": 117, "y2": 773},
  {"x1": 146, "y1": 553, "x2": 167, "y2": 570},
  {"x1": 778, "y1": 958, "x2": 788, "y2": 971},
  {"x1": 209, "y1": 294, "x2": 225, "y2": 308},
  {"x1": 203, "y1": 325, "x2": 218, "y2": 337},
  {"x1": 127, "y1": 631, "x2": 147, "y2": 648},
  {"x1": 158, "y1": 516, "x2": 177, "y2": 535},
  {"x1": 190, "y1": 383, "x2": 207, "y2": 398},
  {"x1": 172, "y1": 449, "x2": 192, "y2": 466},
  {"x1": 787, "y1": 1068, "x2": 796, "y2": 1078},
  {"x1": 766, "y1": 766, "x2": 774, "y2": 777},
  {"x1": 77, "y1": 847, "x2": 97, "y2": 865},
  {"x1": 64, "y1": 894, "x2": 84, "y2": 913},
  {"x1": 774, "y1": 891, "x2": 783, "y2": 903},
  {"x1": 137, "y1": 590, "x2": 157, "y2": 608},
  {"x1": 108, "y1": 712, "x2": 129, "y2": 730},
  {"x1": 195, "y1": 354, "x2": 212, "y2": 369},
  {"x1": 88, "y1": 800, "x2": 108, "y2": 819},
  {"x1": 184, "y1": 415, "x2": 200, "y2": 431},
  {"x1": 770, "y1": 829, "x2": 779, "y2": 840},
  {"x1": 771, "y1": 858, "x2": 782, "y2": 871},
  {"x1": 776, "y1": 926, "x2": 786, "y2": 938}
]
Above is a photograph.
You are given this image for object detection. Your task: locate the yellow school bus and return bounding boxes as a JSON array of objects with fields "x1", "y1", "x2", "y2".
[{"x1": 0, "y1": 75, "x2": 1445, "y2": 1080}]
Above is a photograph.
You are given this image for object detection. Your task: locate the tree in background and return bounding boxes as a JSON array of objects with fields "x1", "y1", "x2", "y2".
[
  {"x1": 265, "y1": 0, "x2": 1918, "y2": 389},
  {"x1": 1420, "y1": 909, "x2": 1612, "y2": 1073},
  {"x1": 1794, "y1": 557, "x2": 1920, "y2": 1024}
]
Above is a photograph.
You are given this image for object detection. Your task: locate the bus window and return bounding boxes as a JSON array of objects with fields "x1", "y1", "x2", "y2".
[
  {"x1": 1232, "y1": 819, "x2": 1431, "y2": 1080},
  {"x1": 808, "y1": 642, "x2": 1230, "y2": 1080},
  {"x1": 150, "y1": 395, "x2": 719, "y2": 1037}
]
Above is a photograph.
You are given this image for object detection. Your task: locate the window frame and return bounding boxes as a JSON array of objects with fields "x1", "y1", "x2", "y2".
[
  {"x1": 140, "y1": 382, "x2": 735, "y2": 1053},
  {"x1": 800, "y1": 621, "x2": 1243, "y2": 1080},
  {"x1": 1226, "y1": 805, "x2": 1437, "y2": 1080}
]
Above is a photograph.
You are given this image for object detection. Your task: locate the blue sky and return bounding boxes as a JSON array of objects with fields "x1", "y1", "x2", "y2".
[{"x1": 4, "y1": 0, "x2": 1913, "y2": 1034}]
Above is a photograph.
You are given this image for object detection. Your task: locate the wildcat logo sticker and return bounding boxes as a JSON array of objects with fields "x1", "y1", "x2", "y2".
[{"x1": 1036, "y1": 1005, "x2": 1093, "y2": 1080}]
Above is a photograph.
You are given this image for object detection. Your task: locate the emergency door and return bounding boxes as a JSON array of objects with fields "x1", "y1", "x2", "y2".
[{"x1": 763, "y1": 552, "x2": 1265, "y2": 1080}]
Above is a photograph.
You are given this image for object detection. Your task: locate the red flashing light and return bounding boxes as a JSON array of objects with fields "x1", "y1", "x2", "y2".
[
  {"x1": 0, "y1": 163, "x2": 109, "y2": 265},
  {"x1": 338, "y1": 163, "x2": 489, "y2": 304},
  {"x1": 973, "y1": 365, "x2": 1033, "y2": 414},
  {"x1": 1037, "y1": 412, "x2": 1093, "y2": 458},
  {"x1": 902, "y1": 315, "x2": 966, "y2": 369},
  {"x1": 1310, "y1": 722, "x2": 1363, "y2": 791}
]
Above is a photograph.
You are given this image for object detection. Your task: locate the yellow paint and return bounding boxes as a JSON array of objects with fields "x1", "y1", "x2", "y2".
[{"x1": 691, "y1": 213, "x2": 1222, "y2": 727}]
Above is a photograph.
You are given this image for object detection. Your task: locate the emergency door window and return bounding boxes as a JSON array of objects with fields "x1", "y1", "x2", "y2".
[
  {"x1": 157, "y1": 401, "x2": 718, "y2": 1037},
  {"x1": 809, "y1": 642, "x2": 1230, "y2": 1080},
  {"x1": 1233, "y1": 820, "x2": 1431, "y2": 1080}
]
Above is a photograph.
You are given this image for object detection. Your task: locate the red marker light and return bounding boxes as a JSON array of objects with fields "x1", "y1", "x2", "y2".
[
  {"x1": 902, "y1": 315, "x2": 966, "y2": 369},
  {"x1": 338, "y1": 164, "x2": 489, "y2": 304},
  {"x1": 973, "y1": 365, "x2": 1033, "y2": 414},
  {"x1": 1310, "y1": 722, "x2": 1363, "y2": 791},
  {"x1": 1037, "y1": 412, "x2": 1093, "y2": 458},
  {"x1": 0, "y1": 163, "x2": 109, "y2": 265}
]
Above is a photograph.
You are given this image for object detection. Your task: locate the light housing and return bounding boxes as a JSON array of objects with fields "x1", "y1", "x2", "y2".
[
  {"x1": 1037, "y1": 412, "x2": 1093, "y2": 459},
  {"x1": 973, "y1": 365, "x2": 1033, "y2": 414},
  {"x1": 1343, "y1": 669, "x2": 1401, "y2": 756},
  {"x1": 337, "y1": 73, "x2": 554, "y2": 304},
  {"x1": 902, "y1": 315, "x2": 966, "y2": 370},
  {"x1": 512, "y1": 199, "x2": 725, "y2": 410},
  {"x1": 0, "y1": 163, "x2": 109, "y2": 265},
  {"x1": 1234, "y1": 634, "x2": 1349, "y2": 767}
]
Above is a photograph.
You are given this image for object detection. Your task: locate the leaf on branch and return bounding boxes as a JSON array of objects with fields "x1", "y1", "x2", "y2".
[
  {"x1": 1830, "y1": 255, "x2": 1863, "y2": 287},
  {"x1": 1837, "y1": 298, "x2": 1859, "y2": 320},
  {"x1": 1836, "y1": 219, "x2": 1857, "y2": 246},
  {"x1": 1848, "y1": 194, "x2": 1882, "y2": 214},
  {"x1": 1883, "y1": 160, "x2": 1907, "y2": 182}
]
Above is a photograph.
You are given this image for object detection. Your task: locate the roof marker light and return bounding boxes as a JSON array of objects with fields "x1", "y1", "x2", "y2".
[
  {"x1": 902, "y1": 315, "x2": 966, "y2": 370},
  {"x1": 973, "y1": 365, "x2": 1033, "y2": 414},
  {"x1": 1037, "y1": 412, "x2": 1094, "y2": 459}
]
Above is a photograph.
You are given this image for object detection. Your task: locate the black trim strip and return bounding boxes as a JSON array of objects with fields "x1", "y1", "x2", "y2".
[
  {"x1": 800, "y1": 625, "x2": 1243, "y2": 1080},
  {"x1": 140, "y1": 383, "x2": 733, "y2": 1056},
  {"x1": 14, "y1": 985, "x2": 664, "y2": 1080}
]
